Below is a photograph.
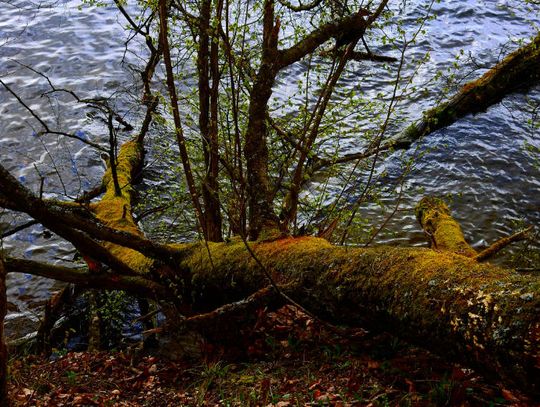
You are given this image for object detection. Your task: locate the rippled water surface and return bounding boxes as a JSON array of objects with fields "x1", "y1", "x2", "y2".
[{"x1": 0, "y1": 0, "x2": 539, "y2": 338}]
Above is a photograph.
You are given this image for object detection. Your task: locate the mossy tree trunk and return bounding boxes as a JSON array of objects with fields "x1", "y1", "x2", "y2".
[
  {"x1": 3, "y1": 213, "x2": 540, "y2": 395},
  {"x1": 180, "y1": 238, "x2": 540, "y2": 396},
  {"x1": 1, "y1": 135, "x2": 539, "y2": 395}
]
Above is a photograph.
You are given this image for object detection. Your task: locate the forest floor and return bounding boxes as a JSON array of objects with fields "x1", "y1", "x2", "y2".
[{"x1": 8, "y1": 304, "x2": 537, "y2": 406}]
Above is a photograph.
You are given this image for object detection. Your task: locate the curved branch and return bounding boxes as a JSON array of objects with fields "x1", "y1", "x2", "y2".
[
  {"x1": 277, "y1": 11, "x2": 367, "y2": 68},
  {"x1": 277, "y1": 0, "x2": 388, "y2": 68},
  {"x1": 277, "y1": 0, "x2": 322, "y2": 12}
]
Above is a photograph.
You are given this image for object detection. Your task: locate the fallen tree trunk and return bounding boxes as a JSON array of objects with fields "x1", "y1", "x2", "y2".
[
  {"x1": 10, "y1": 198, "x2": 538, "y2": 393},
  {"x1": 174, "y1": 238, "x2": 539, "y2": 395},
  {"x1": 2, "y1": 149, "x2": 539, "y2": 394},
  {"x1": 6, "y1": 233, "x2": 540, "y2": 394},
  {"x1": 2, "y1": 137, "x2": 539, "y2": 394}
]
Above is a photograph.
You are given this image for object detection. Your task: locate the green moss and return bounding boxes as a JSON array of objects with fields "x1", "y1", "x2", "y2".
[
  {"x1": 400, "y1": 123, "x2": 422, "y2": 142},
  {"x1": 90, "y1": 140, "x2": 152, "y2": 274},
  {"x1": 415, "y1": 197, "x2": 476, "y2": 257}
]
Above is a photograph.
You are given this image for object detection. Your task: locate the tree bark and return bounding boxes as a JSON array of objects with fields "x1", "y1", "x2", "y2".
[
  {"x1": 180, "y1": 238, "x2": 539, "y2": 395},
  {"x1": 198, "y1": 0, "x2": 223, "y2": 242},
  {"x1": 0, "y1": 257, "x2": 9, "y2": 407},
  {"x1": 244, "y1": 0, "x2": 282, "y2": 239}
]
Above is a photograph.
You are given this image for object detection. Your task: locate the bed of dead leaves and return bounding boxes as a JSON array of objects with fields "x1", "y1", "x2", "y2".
[{"x1": 8, "y1": 305, "x2": 537, "y2": 406}]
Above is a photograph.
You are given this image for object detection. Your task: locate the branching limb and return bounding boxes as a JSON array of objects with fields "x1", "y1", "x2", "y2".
[
  {"x1": 281, "y1": 41, "x2": 359, "y2": 227},
  {"x1": 113, "y1": 0, "x2": 150, "y2": 36},
  {"x1": 11, "y1": 59, "x2": 133, "y2": 132},
  {"x1": 0, "y1": 181, "x2": 139, "y2": 275},
  {"x1": 36, "y1": 285, "x2": 83, "y2": 354},
  {"x1": 158, "y1": 0, "x2": 206, "y2": 238},
  {"x1": 74, "y1": 184, "x2": 106, "y2": 203},
  {"x1": 277, "y1": 0, "x2": 388, "y2": 68},
  {"x1": 320, "y1": 48, "x2": 398, "y2": 63},
  {"x1": 0, "y1": 164, "x2": 185, "y2": 262}
]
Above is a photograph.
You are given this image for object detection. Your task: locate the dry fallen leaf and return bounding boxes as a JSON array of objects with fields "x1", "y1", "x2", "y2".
[
  {"x1": 501, "y1": 388, "x2": 520, "y2": 403},
  {"x1": 367, "y1": 360, "x2": 380, "y2": 369}
]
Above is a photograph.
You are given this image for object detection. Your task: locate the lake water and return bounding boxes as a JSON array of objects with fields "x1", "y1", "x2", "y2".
[{"x1": 0, "y1": 0, "x2": 539, "y2": 339}]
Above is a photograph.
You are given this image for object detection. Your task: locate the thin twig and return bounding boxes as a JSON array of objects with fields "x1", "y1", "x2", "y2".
[
  {"x1": 0, "y1": 79, "x2": 107, "y2": 152},
  {"x1": 1, "y1": 220, "x2": 39, "y2": 239}
]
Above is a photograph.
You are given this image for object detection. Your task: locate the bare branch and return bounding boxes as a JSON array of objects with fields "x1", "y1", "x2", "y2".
[
  {"x1": 0, "y1": 220, "x2": 39, "y2": 239},
  {"x1": 0, "y1": 79, "x2": 107, "y2": 152},
  {"x1": 4, "y1": 257, "x2": 169, "y2": 299},
  {"x1": 277, "y1": 0, "x2": 322, "y2": 12}
]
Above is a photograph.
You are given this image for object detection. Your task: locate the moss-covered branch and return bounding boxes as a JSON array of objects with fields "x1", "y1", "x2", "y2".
[
  {"x1": 393, "y1": 31, "x2": 540, "y2": 148},
  {"x1": 311, "y1": 31, "x2": 540, "y2": 175},
  {"x1": 91, "y1": 140, "x2": 154, "y2": 273},
  {"x1": 415, "y1": 196, "x2": 477, "y2": 257},
  {"x1": 475, "y1": 226, "x2": 534, "y2": 262}
]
